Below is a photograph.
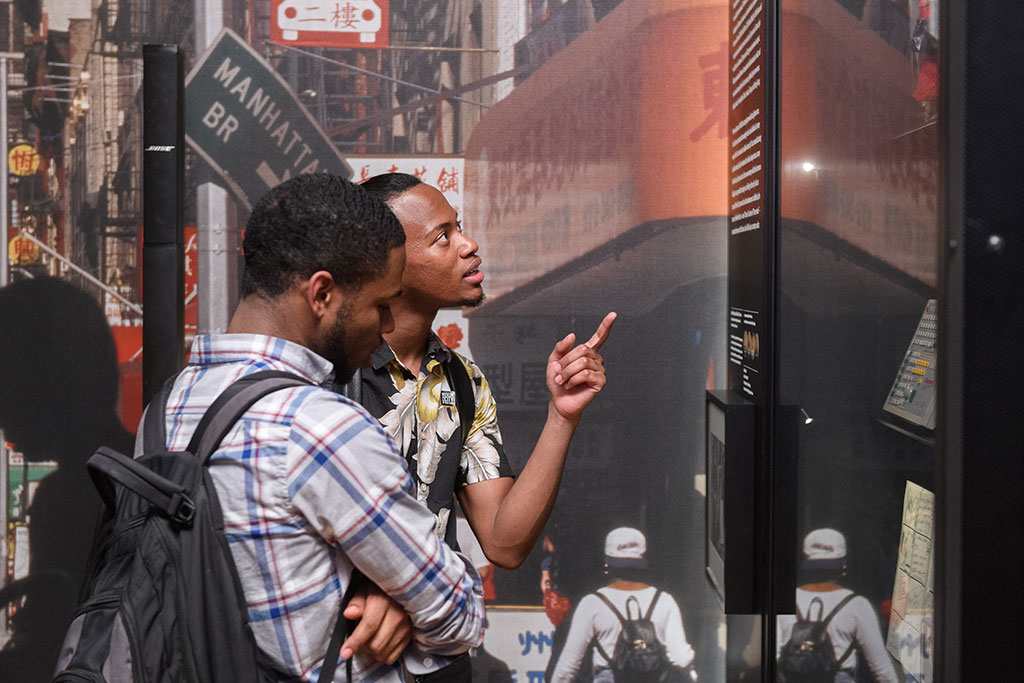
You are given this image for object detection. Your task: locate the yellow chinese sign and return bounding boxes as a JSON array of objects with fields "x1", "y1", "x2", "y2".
[
  {"x1": 8, "y1": 143, "x2": 40, "y2": 176},
  {"x1": 9, "y1": 235, "x2": 40, "y2": 265}
]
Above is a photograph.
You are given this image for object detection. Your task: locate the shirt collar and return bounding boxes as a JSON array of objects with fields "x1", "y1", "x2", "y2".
[
  {"x1": 188, "y1": 333, "x2": 336, "y2": 386},
  {"x1": 370, "y1": 332, "x2": 453, "y2": 374}
]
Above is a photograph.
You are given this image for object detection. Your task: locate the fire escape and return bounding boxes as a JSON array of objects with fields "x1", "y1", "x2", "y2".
[
  {"x1": 72, "y1": 0, "x2": 194, "y2": 316},
  {"x1": 253, "y1": 0, "x2": 475, "y2": 158}
]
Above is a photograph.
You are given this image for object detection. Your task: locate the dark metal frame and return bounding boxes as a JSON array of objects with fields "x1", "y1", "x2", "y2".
[{"x1": 937, "y1": 1, "x2": 1024, "y2": 679}]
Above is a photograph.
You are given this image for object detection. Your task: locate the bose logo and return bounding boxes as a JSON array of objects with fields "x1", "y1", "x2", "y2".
[{"x1": 145, "y1": 145, "x2": 176, "y2": 152}]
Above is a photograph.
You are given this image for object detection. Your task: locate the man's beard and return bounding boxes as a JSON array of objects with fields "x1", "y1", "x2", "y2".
[
  {"x1": 322, "y1": 312, "x2": 356, "y2": 384},
  {"x1": 460, "y1": 292, "x2": 485, "y2": 308}
]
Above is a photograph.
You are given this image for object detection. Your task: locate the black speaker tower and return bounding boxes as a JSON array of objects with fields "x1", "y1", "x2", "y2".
[{"x1": 142, "y1": 45, "x2": 185, "y2": 403}]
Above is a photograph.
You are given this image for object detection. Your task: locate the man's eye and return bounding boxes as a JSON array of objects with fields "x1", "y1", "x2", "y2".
[
  {"x1": 435, "y1": 232, "x2": 450, "y2": 244},
  {"x1": 455, "y1": 221, "x2": 464, "y2": 233}
]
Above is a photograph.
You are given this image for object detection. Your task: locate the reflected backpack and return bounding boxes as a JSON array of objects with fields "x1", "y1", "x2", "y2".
[
  {"x1": 777, "y1": 593, "x2": 858, "y2": 683},
  {"x1": 51, "y1": 371, "x2": 354, "y2": 683},
  {"x1": 593, "y1": 590, "x2": 671, "y2": 683}
]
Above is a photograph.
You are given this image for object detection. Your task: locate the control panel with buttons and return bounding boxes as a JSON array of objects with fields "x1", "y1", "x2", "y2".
[{"x1": 883, "y1": 299, "x2": 938, "y2": 429}]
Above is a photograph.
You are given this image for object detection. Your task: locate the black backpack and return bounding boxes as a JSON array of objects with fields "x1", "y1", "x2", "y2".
[
  {"x1": 52, "y1": 371, "x2": 356, "y2": 683},
  {"x1": 777, "y1": 593, "x2": 858, "y2": 683},
  {"x1": 592, "y1": 590, "x2": 671, "y2": 683}
]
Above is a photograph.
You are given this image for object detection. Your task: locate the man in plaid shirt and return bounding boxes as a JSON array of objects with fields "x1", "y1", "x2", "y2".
[{"x1": 152, "y1": 174, "x2": 484, "y2": 681}]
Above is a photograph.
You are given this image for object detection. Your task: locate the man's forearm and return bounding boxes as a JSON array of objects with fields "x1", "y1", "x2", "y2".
[
  {"x1": 464, "y1": 313, "x2": 614, "y2": 568},
  {"x1": 466, "y1": 402, "x2": 578, "y2": 569}
]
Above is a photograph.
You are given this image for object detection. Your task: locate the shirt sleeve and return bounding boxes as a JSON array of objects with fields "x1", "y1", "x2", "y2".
[
  {"x1": 551, "y1": 596, "x2": 599, "y2": 683},
  {"x1": 286, "y1": 390, "x2": 484, "y2": 654},
  {"x1": 850, "y1": 597, "x2": 900, "y2": 683},
  {"x1": 458, "y1": 358, "x2": 514, "y2": 486},
  {"x1": 657, "y1": 593, "x2": 696, "y2": 669}
]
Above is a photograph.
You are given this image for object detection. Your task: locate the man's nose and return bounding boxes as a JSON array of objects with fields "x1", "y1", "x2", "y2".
[
  {"x1": 379, "y1": 307, "x2": 395, "y2": 335},
  {"x1": 458, "y1": 232, "x2": 479, "y2": 256}
]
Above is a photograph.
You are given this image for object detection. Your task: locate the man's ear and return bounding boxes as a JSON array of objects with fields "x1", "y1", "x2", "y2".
[{"x1": 303, "y1": 270, "x2": 339, "y2": 319}]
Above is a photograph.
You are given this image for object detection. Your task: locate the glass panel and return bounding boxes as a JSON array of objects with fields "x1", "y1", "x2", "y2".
[
  {"x1": 776, "y1": 1, "x2": 939, "y2": 682},
  {"x1": 467, "y1": 4, "x2": 731, "y2": 681}
]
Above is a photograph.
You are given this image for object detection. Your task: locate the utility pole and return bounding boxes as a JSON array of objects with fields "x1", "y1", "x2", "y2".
[{"x1": 194, "y1": 0, "x2": 237, "y2": 335}]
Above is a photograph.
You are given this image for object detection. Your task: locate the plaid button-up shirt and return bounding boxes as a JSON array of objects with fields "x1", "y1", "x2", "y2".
[{"x1": 150, "y1": 334, "x2": 484, "y2": 682}]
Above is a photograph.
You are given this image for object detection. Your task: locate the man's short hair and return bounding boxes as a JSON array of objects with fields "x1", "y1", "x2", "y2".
[
  {"x1": 360, "y1": 172, "x2": 423, "y2": 206},
  {"x1": 241, "y1": 173, "x2": 405, "y2": 298}
]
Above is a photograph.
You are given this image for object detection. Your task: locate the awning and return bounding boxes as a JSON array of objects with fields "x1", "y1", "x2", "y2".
[{"x1": 465, "y1": 0, "x2": 730, "y2": 314}]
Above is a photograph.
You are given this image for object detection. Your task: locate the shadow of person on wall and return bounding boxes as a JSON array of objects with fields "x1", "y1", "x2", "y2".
[{"x1": 0, "y1": 277, "x2": 133, "y2": 681}]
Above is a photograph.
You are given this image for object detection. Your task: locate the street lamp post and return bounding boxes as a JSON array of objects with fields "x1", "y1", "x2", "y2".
[{"x1": 0, "y1": 50, "x2": 21, "y2": 647}]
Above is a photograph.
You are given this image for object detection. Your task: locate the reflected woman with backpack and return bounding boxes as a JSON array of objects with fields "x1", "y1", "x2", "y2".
[
  {"x1": 776, "y1": 529, "x2": 901, "y2": 683},
  {"x1": 549, "y1": 528, "x2": 697, "y2": 683}
]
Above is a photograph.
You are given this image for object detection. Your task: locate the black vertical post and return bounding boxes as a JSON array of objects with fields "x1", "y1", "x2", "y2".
[
  {"x1": 142, "y1": 45, "x2": 185, "y2": 403},
  {"x1": 938, "y1": 1, "x2": 1024, "y2": 679}
]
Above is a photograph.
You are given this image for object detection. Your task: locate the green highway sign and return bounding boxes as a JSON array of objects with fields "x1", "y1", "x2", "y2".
[{"x1": 185, "y1": 28, "x2": 352, "y2": 209}]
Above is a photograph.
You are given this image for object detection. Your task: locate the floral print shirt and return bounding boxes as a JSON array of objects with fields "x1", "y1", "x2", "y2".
[{"x1": 352, "y1": 333, "x2": 513, "y2": 548}]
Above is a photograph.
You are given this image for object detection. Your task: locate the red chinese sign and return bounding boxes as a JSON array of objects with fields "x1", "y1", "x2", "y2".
[{"x1": 270, "y1": 0, "x2": 389, "y2": 49}]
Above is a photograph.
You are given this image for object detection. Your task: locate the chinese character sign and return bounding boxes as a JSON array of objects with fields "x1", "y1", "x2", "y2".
[
  {"x1": 270, "y1": 0, "x2": 389, "y2": 49},
  {"x1": 349, "y1": 156, "x2": 464, "y2": 219},
  {"x1": 8, "y1": 235, "x2": 40, "y2": 265},
  {"x1": 8, "y1": 143, "x2": 41, "y2": 176}
]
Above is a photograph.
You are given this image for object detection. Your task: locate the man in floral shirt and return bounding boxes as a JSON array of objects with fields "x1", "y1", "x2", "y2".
[{"x1": 353, "y1": 173, "x2": 616, "y2": 570}]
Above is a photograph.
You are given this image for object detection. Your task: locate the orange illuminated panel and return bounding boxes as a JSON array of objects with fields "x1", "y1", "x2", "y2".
[
  {"x1": 465, "y1": 0, "x2": 729, "y2": 302},
  {"x1": 780, "y1": 0, "x2": 937, "y2": 287}
]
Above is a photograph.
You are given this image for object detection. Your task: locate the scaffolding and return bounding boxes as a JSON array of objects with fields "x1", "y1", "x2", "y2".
[
  {"x1": 257, "y1": 0, "x2": 479, "y2": 158},
  {"x1": 70, "y1": 0, "x2": 194, "y2": 309}
]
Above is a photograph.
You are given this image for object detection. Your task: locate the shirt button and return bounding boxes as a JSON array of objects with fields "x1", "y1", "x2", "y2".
[{"x1": 423, "y1": 657, "x2": 434, "y2": 668}]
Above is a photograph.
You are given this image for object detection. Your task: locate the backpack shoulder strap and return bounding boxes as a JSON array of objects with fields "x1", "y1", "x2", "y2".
[
  {"x1": 187, "y1": 370, "x2": 314, "y2": 462},
  {"x1": 589, "y1": 593, "x2": 619, "y2": 665},
  {"x1": 643, "y1": 589, "x2": 663, "y2": 620},
  {"x1": 594, "y1": 589, "x2": 630, "y2": 629},
  {"x1": 822, "y1": 593, "x2": 859, "y2": 668},
  {"x1": 592, "y1": 636, "x2": 613, "y2": 666},
  {"x1": 89, "y1": 371, "x2": 314, "y2": 523},
  {"x1": 317, "y1": 569, "x2": 363, "y2": 683},
  {"x1": 87, "y1": 446, "x2": 196, "y2": 522},
  {"x1": 443, "y1": 354, "x2": 475, "y2": 446},
  {"x1": 835, "y1": 640, "x2": 857, "y2": 669},
  {"x1": 822, "y1": 592, "x2": 858, "y2": 628},
  {"x1": 803, "y1": 596, "x2": 826, "y2": 622}
]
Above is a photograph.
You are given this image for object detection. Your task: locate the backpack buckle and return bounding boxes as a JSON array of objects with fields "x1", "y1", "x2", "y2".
[{"x1": 170, "y1": 493, "x2": 196, "y2": 525}]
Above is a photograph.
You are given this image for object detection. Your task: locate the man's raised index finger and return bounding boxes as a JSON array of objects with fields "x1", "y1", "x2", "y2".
[{"x1": 584, "y1": 312, "x2": 617, "y2": 350}]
